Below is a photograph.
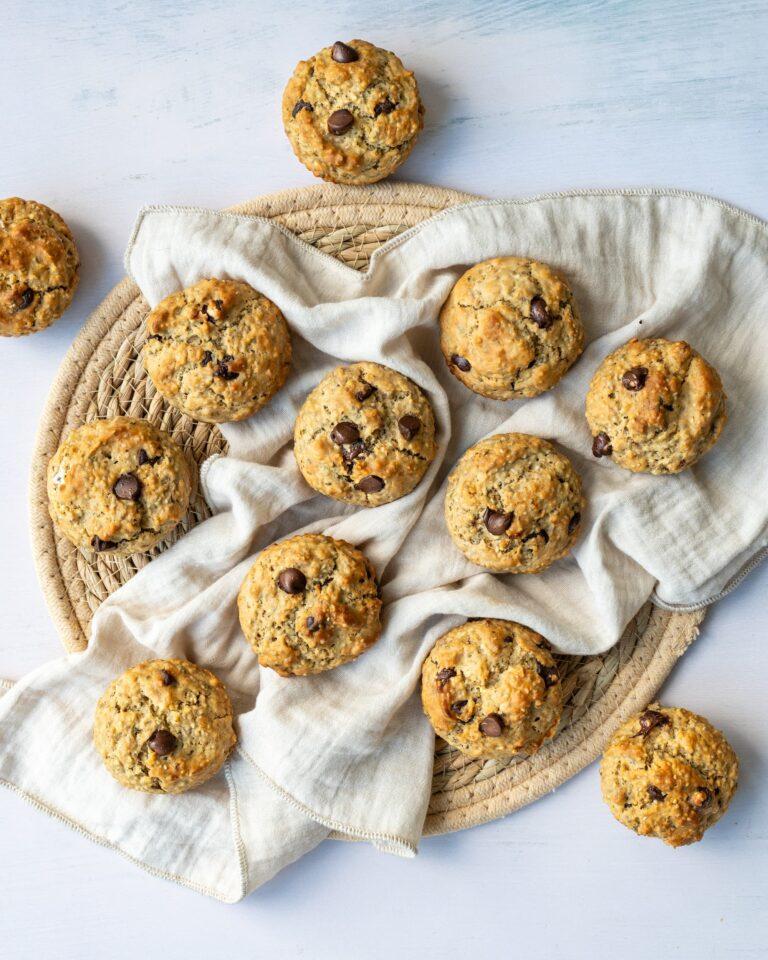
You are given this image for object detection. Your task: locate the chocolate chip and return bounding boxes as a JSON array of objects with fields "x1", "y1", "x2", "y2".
[
  {"x1": 451, "y1": 354, "x2": 471, "y2": 372},
  {"x1": 638, "y1": 709, "x2": 670, "y2": 736},
  {"x1": 536, "y1": 660, "x2": 559, "y2": 689},
  {"x1": 112, "y1": 472, "x2": 142, "y2": 501},
  {"x1": 483, "y1": 508, "x2": 513, "y2": 536},
  {"x1": 11, "y1": 287, "x2": 35, "y2": 313},
  {"x1": 148, "y1": 729, "x2": 177, "y2": 756},
  {"x1": 341, "y1": 440, "x2": 365, "y2": 463},
  {"x1": 398, "y1": 415, "x2": 421, "y2": 440},
  {"x1": 568, "y1": 512, "x2": 581, "y2": 535},
  {"x1": 647, "y1": 785, "x2": 666, "y2": 802},
  {"x1": 222, "y1": 354, "x2": 234, "y2": 362},
  {"x1": 450, "y1": 700, "x2": 468, "y2": 715},
  {"x1": 374, "y1": 98, "x2": 396, "y2": 117},
  {"x1": 355, "y1": 475, "x2": 385, "y2": 494},
  {"x1": 213, "y1": 362, "x2": 239, "y2": 381},
  {"x1": 331, "y1": 421, "x2": 360, "y2": 445},
  {"x1": 90, "y1": 535, "x2": 117, "y2": 552},
  {"x1": 530, "y1": 296, "x2": 553, "y2": 330},
  {"x1": 621, "y1": 366, "x2": 649, "y2": 391},
  {"x1": 331, "y1": 41, "x2": 359, "y2": 62},
  {"x1": 355, "y1": 380, "x2": 376, "y2": 401},
  {"x1": 479, "y1": 713, "x2": 504, "y2": 737},
  {"x1": 292, "y1": 99, "x2": 313, "y2": 118},
  {"x1": 159, "y1": 669, "x2": 177, "y2": 686},
  {"x1": 592, "y1": 432, "x2": 613, "y2": 458},
  {"x1": 277, "y1": 568, "x2": 306, "y2": 594},
  {"x1": 137, "y1": 449, "x2": 160, "y2": 467},
  {"x1": 201, "y1": 350, "x2": 213, "y2": 366},
  {"x1": 328, "y1": 109, "x2": 354, "y2": 135},
  {"x1": 306, "y1": 616, "x2": 322, "y2": 633},
  {"x1": 435, "y1": 667, "x2": 456, "y2": 688},
  {"x1": 690, "y1": 787, "x2": 711, "y2": 807}
]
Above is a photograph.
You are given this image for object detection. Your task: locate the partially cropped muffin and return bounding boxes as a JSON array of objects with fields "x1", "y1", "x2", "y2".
[
  {"x1": 0, "y1": 197, "x2": 80, "y2": 336},
  {"x1": 440, "y1": 257, "x2": 584, "y2": 399},
  {"x1": 600, "y1": 705, "x2": 739, "y2": 847},
  {"x1": 421, "y1": 619, "x2": 563, "y2": 758},
  {"x1": 282, "y1": 39, "x2": 424, "y2": 184},
  {"x1": 238, "y1": 533, "x2": 382, "y2": 676},
  {"x1": 47, "y1": 416, "x2": 192, "y2": 557},
  {"x1": 143, "y1": 278, "x2": 291, "y2": 423},
  {"x1": 94, "y1": 659, "x2": 236, "y2": 794},
  {"x1": 586, "y1": 337, "x2": 726, "y2": 474},
  {"x1": 444, "y1": 433, "x2": 585, "y2": 573},
  {"x1": 294, "y1": 361, "x2": 437, "y2": 507}
]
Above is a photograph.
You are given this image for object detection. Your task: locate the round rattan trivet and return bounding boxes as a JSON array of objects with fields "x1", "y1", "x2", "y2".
[{"x1": 29, "y1": 181, "x2": 704, "y2": 836}]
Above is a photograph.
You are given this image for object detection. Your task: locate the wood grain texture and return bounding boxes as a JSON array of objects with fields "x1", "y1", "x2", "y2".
[{"x1": 0, "y1": 1, "x2": 766, "y2": 958}]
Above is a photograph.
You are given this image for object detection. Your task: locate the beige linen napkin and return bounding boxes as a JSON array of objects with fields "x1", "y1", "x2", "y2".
[{"x1": 1, "y1": 190, "x2": 766, "y2": 900}]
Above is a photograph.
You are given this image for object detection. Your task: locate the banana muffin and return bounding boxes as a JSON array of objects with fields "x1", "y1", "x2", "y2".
[
  {"x1": 0, "y1": 197, "x2": 80, "y2": 336},
  {"x1": 600, "y1": 705, "x2": 739, "y2": 847},
  {"x1": 444, "y1": 433, "x2": 585, "y2": 573},
  {"x1": 421, "y1": 618, "x2": 563, "y2": 758},
  {"x1": 586, "y1": 337, "x2": 727, "y2": 474},
  {"x1": 238, "y1": 533, "x2": 382, "y2": 676},
  {"x1": 143, "y1": 278, "x2": 291, "y2": 423},
  {"x1": 47, "y1": 416, "x2": 192, "y2": 557},
  {"x1": 282, "y1": 39, "x2": 424, "y2": 185},
  {"x1": 94, "y1": 659, "x2": 236, "y2": 794},
  {"x1": 293, "y1": 361, "x2": 437, "y2": 507},
  {"x1": 440, "y1": 256, "x2": 584, "y2": 399}
]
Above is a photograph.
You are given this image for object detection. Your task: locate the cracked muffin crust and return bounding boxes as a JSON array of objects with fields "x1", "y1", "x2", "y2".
[
  {"x1": 47, "y1": 416, "x2": 193, "y2": 557},
  {"x1": 282, "y1": 39, "x2": 424, "y2": 185},
  {"x1": 94, "y1": 659, "x2": 236, "y2": 794},
  {"x1": 445, "y1": 433, "x2": 585, "y2": 573},
  {"x1": 0, "y1": 197, "x2": 80, "y2": 336},
  {"x1": 586, "y1": 337, "x2": 727, "y2": 474},
  {"x1": 238, "y1": 533, "x2": 382, "y2": 676},
  {"x1": 293, "y1": 361, "x2": 437, "y2": 507},
  {"x1": 143, "y1": 278, "x2": 291, "y2": 423},
  {"x1": 440, "y1": 256, "x2": 584, "y2": 399},
  {"x1": 600, "y1": 705, "x2": 739, "y2": 847},
  {"x1": 421, "y1": 619, "x2": 562, "y2": 758}
]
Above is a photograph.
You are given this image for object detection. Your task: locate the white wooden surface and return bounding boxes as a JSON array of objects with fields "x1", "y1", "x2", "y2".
[{"x1": 1, "y1": 2, "x2": 767, "y2": 957}]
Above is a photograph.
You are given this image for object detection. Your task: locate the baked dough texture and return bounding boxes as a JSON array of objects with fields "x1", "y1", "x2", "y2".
[
  {"x1": 294, "y1": 361, "x2": 437, "y2": 507},
  {"x1": 0, "y1": 197, "x2": 80, "y2": 336},
  {"x1": 143, "y1": 278, "x2": 291, "y2": 423},
  {"x1": 421, "y1": 619, "x2": 563, "y2": 758},
  {"x1": 238, "y1": 533, "x2": 382, "y2": 676},
  {"x1": 94, "y1": 658, "x2": 236, "y2": 794},
  {"x1": 440, "y1": 256, "x2": 584, "y2": 399},
  {"x1": 444, "y1": 433, "x2": 585, "y2": 573},
  {"x1": 600, "y1": 705, "x2": 739, "y2": 846},
  {"x1": 47, "y1": 416, "x2": 192, "y2": 557},
  {"x1": 586, "y1": 336, "x2": 726, "y2": 474},
  {"x1": 282, "y1": 39, "x2": 424, "y2": 185}
]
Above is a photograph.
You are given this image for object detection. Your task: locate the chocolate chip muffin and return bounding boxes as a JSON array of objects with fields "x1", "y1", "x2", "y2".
[
  {"x1": 94, "y1": 659, "x2": 237, "y2": 794},
  {"x1": 293, "y1": 361, "x2": 437, "y2": 507},
  {"x1": 47, "y1": 416, "x2": 193, "y2": 557},
  {"x1": 421, "y1": 619, "x2": 562, "y2": 758},
  {"x1": 600, "y1": 705, "x2": 739, "y2": 847},
  {"x1": 444, "y1": 433, "x2": 584, "y2": 573},
  {"x1": 440, "y1": 257, "x2": 584, "y2": 400},
  {"x1": 282, "y1": 39, "x2": 424, "y2": 185},
  {"x1": 586, "y1": 337, "x2": 727, "y2": 474},
  {"x1": 0, "y1": 197, "x2": 80, "y2": 336},
  {"x1": 238, "y1": 533, "x2": 382, "y2": 676},
  {"x1": 143, "y1": 278, "x2": 291, "y2": 423}
]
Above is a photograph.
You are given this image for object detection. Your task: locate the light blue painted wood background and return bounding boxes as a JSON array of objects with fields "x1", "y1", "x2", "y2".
[{"x1": 1, "y1": 2, "x2": 766, "y2": 958}]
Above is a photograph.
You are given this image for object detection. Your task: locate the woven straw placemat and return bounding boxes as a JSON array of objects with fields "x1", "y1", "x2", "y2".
[{"x1": 28, "y1": 181, "x2": 704, "y2": 835}]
